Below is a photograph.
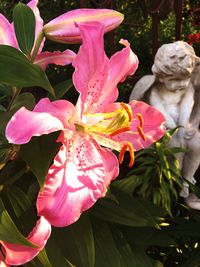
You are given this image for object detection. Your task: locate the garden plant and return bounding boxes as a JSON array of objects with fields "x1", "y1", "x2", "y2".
[{"x1": 0, "y1": 1, "x2": 200, "y2": 267}]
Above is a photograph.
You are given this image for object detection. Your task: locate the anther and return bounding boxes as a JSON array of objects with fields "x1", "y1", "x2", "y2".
[
  {"x1": 137, "y1": 126, "x2": 146, "y2": 141},
  {"x1": 136, "y1": 113, "x2": 144, "y2": 127},
  {"x1": 119, "y1": 143, "x2": 127, "y2": 164},
  {"x1": 110, "y1": 127, "x2": 130, "y2": 136},
  {"x1": 118, "y1": 141, "x2": 135, "y2": 167},
  {"x1": 127, "y1": 142, "x2": 135, "y2": 167},
  {"x1": 120, "y1": 103, "x2": 132, "y2": 121}
]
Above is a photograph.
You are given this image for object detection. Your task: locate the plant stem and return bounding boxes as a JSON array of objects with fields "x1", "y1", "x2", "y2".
[
  {"x1": 31, "y1": 30, "x2": 45, "y2": 63},
  {"x1": 7, "y1": 87, "x2": 22, "y2": 111}
]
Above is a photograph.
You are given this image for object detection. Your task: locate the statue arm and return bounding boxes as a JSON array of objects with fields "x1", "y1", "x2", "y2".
[
  {"x1": 149, "y1": 88, "x2": 177, "y2": 129},
  {"x1": 190, "y1": 89, "x2": 200, "y2": 128},
  {"x1": 178, "y1": 84, "x2": 194, "y2": 128}
]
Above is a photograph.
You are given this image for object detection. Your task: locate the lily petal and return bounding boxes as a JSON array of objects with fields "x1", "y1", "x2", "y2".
[
  {"x1": 92, "y1": 39, "x2": 138, "y2": 113},
  {"x1": 6, "y1": 98, "x2": 75, "y2": 144},
  {"x1": 0, "y1": 14, "x2": 18, "y2": 47},
  {"x1": 34, "y1": 49, "x2": 76, "y2": 70},
  {"x1": 33, "y1": 98, "x2": 76, "y2": 127},
  {"x1": 2, "y1": 217, "x2": 51, "y2": 266},
  {"x1": 43, "y1": 8, "x2": 124, "y2": 44},
  {"x1": 6, "y1": 107, "x2": 64, "y2": 144},
  {"x1": 0, "y1": 252, "x2": 9, "y2": 267},
  {"x1": 108, "y1": 39, "x2": 138, "y2": 91},
  {"x1": 112, "y1": 100, "x2": 166, "y2": 150},
  {"x1": 37, "y1": 133, "x2": 119, "y2": 227},
  {"x1": 73, "y1": 22, "x2": 138, "y2": 115},
  {"x1": 73, "y1": 22, "x2": 108, "y2": 114},
  {"x1": 27, "y1": 0, "x2": 45, "y2": 53}
]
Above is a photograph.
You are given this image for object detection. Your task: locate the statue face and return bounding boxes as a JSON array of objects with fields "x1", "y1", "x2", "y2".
[
  {"x1": 159, "y1": 75, "x2": 191, "y2": 92},
  {"x1": 152, "y1": 42, "x2": 196, "y2": 92}
]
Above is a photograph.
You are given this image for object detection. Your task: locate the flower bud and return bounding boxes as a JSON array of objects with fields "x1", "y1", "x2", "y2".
[{"x1": 43, "y1": 8, "x2": 124, "y2": 44}]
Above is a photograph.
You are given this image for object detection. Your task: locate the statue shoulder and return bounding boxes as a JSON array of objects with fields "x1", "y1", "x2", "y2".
[{"x1": 129, "y1": 75, "x2": 156, "y2": 101}]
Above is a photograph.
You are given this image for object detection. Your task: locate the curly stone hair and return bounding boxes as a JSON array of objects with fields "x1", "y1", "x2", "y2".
[{"x1": 152, "y1": 41, "x2": 197, "y2": 78}]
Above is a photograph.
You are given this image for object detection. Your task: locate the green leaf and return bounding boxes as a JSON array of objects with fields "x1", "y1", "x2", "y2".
[
  {"x1": 54, "y1": 214, "x2": 95, "y2": 267},
  {"x1": 53, "y1": 79, "x2": 73, "y2": 99},
  {"x1": 20, "y1": 132, "x2": 61, "y2": 187},
  {"x1": 0, "y1": 105, "x2": 6, "y2": 112},
  {"x1": 92, "y1": 218, "x2": 121, "y2": 267},
  {"x1": 185, "y1": 180, "x2": 200, "y2": 199},
  {"x1": 91, "y1": 186, "x2": 164, "y2": 227},
  {"x1": 45, "y1": 237, "x2": 75, "y2": 267},
  {"x1": 0, "y1": 198, "x2": 36, "y2": 246},
  {"x1": 111, "y1": 226, "x2": 154, "y2": 267},
  {"x1": 29, "y1": 237, "x2": 75, "y2": 267},
  {"x1": 0, "y1": 83, "x2": 12, "y2": 96},
  {"x1": 121, "y1": 226, "x2": 174, "y2": 247},
  {"x1": 123, "y1": 245, "x2": 154, "y2": 267},
  {"x1": 11, "y1": 92, "x2": 36, "y2": 110},
  {"x1": 0, "y1": 45, "x2": 55, "y2": 95},
  {"x1": 25, "y1": 258, "x2": 43, "y2": 267},
  {"x1": 113, "y1": 175, "x2": 138, "y2": 195},
  {"x1": 37, "y1": 249, "x2": 53, "y2": 267},
  {"x1": 27, "y1": 181, "x2": 40, "y2": 202},
  {"x1": 164, "y1": 218, "x2": 200, "y2": 238},
  {"x1": 6, "y1": 185, "x2": 32, "y2": 218},
  {"x1": 155, "y1": 142, "x2": 166, "y2": 170},
  {"x1": 13, "y1": 3, "x2": 35, "y2": 55},
  {"x1": 0, "y1": 160, "x2": 26, "y2": 186}
]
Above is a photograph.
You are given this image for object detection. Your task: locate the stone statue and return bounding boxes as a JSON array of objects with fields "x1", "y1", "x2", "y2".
[{"x1": 129, "y1": 41, "x2": 200, "y2": 209}]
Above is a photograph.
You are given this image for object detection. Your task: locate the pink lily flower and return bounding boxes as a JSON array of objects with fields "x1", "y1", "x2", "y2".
[
  {"x1": 6, "y1": 22, "x2": 165, "y2": 227},
  {"x1": 0, "y1": 217, "x2": 51, "y2": 266},
  {"x1": 0, "y1": 0, "x2": 75, "y2": 69},
  {"x1": 43, "y1": 8, "x2": 124, "y2": 44},
  {"x1": 0, "y1": 252, "x2": 9, "y2": 267}
]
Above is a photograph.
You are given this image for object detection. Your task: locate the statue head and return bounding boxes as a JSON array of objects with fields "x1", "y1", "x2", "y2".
[{"x1": 152, "y1": 41, "x2": 197, "y2": 91}]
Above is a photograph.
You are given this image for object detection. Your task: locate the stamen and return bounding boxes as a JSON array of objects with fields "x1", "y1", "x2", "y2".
[
  {"x1": 120, "y1": 103, "x2": 132, "y2": 121},
  {"x1": 118, "y1": 141, "x2": 135, "y2": 167},
  {"x1": 137, "y1": 126, "x2": 146, "y2": 141},
  {"x1": 136, "y1": 113, "x2": 144, "y2": 127},
  {"x1": 110, "y1": 127, "x2": 130, "y2": 136},
  {"x1": 127, "y1": 142, "x2": 135, "y2": 167},
  {"x1": 119, "y1": 143, "x2": 127, "y2": 164}
]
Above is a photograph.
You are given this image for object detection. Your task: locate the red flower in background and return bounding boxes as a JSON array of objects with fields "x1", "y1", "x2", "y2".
[{"x1": 188, "y1": 33, "x2": 200, "y2": 45}]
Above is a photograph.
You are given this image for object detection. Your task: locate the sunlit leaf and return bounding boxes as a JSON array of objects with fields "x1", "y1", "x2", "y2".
[
  {"x1": 0, "y1": 45, "x2": 55, "y2": 95},
  {"x1": 0, "y1": 198, "x2": 36, "y2": 246},
  {"x1": 37, "y1": 249, "x2": 53, "y2": 267},
  {"x1": 91, "y1": 186, "x2": 164, "y2": 227},
  {"x1": 113, "y1": 175, "x2": 137, "y2": 195}
]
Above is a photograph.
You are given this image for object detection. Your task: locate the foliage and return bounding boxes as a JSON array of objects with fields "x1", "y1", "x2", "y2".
[
  {"x1": 124, "y1": 129, "x2": 184, "y2": 216},
  {"x1": 0, "y1": 1, "x2": 200, "y2": 267}
]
